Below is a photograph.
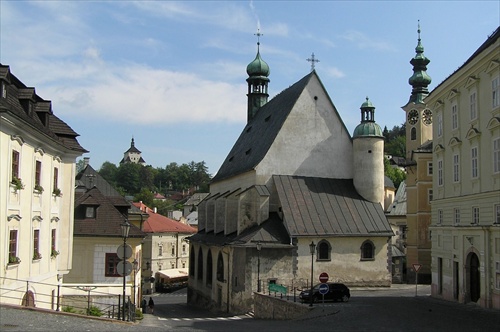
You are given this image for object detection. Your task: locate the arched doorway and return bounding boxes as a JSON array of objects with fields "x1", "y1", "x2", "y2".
[
  {"x1": 22, "y1": 290, "x2": 35, "y2": 307},
  {"x1": 466, "y1": 252, "x2": 480, "y2": 303}
]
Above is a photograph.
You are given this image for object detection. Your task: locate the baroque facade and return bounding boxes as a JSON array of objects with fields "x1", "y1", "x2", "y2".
[
  {"x1": 0, "y1": 64, "x2": 87, "y2": 309},
  {"x1": 427, "y1": 27, "x2": 500, "y2": 309}
]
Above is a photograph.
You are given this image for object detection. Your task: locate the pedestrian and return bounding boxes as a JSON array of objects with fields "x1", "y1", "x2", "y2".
[
  {"x1": 141, "y1": 297, "x2": 147, "y2": 314},
  {"x1": 148, "y1": 297, "x2": 154, "y2": 314}
]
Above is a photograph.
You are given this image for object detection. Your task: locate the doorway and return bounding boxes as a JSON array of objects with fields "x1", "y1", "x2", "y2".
[{"x1": 466, "y1": 252, "x2": 480, "y2": 303}]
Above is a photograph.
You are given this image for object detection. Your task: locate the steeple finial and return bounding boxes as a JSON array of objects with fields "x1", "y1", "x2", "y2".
[
  {"x1": 254, "y1": 29, "x2": 263, "y2": 51},
  {"x1": 306, "y1": 52, "x2": 320, "y2": 72}
]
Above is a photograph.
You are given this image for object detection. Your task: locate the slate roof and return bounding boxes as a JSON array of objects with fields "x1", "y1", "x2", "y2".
[
  {"x1": 76, "y1": 164, "x2": 126, "y2": 202},
  {"x1": 212, "y1": 71, "x2": 315, "y2": 182},
  {"x1": 0, "y1": 64, "x2": 87, "y2": 154},
  {"x1": 74, "y1": 187, "x2": 144, "y2": 238},
  {"x1": 273, "y1": 175, "x2": 393, "y2": 237},
  {"x1": 132, "y1": 202, "x2": 197, "y2": 234},
  {"x1": 387, "y1": 181, "x2": 407, "y2": 216}
]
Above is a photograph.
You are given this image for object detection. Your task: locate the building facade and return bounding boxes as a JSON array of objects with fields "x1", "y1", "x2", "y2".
[
  {"x1": 120, "y1": 137, "x2": 146, "y2": 165},
  {"x1": 0, "y1": 64, "x2": 87, "y2": 309},
  {"x1": 427, "y1": 27, "x2": 500, "y2": 309}
]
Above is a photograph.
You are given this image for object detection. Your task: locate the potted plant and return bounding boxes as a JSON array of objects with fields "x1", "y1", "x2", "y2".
[
  {"x1": 8, "y1": 255, "x2": 21, "y2": 264},
  {"x1": 33, "y1": 251, "x2": 42, "y2": 260},
  {"x1": 52, "y1": 188, "x2": 62, "y2": 197},
  {"x1": 34, "y1": 184, "x2": 44, "y2": 193},
  {"x1": 51, "y1": 249, "x2": 60, "y2": 258},
  {"x1": 11, "y1": 177, "x2": 24, "y2": 192}
]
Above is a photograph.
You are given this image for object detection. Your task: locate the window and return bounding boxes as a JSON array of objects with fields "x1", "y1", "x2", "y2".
[
  {"x1": 216, "y1": 253, "x2": 224, "y2": 282},
  {"x1": 206, "y1": 250, "x2": 213, "y2": 286},
  {"x1": 495, "y1": 205, "x2": 500, "y2": 224},
  {"x1": 438, "y1": 159, "x2": 443, "y2": 186},
  {"x1": 493, "y1": 76, "x2": 500, "y2": 108},
  {"x1": 454, "y1": 208, "x2": 460, "y2": 225},
  {"x1": 428, "y1": 189, "x2": 433, "y2": 203},
  {"x1": 35, "y1": 161, "x2": 42, "y2": 186},
  {"x1": 33, "y1": 230, "x2": 40, "y2": 259},
  {"x1": 451, "y1": 104, "x2": 458, "y2": 130},
  {"x1": 85, "y1": 206, "x2": 95, "y2": 218},
  {"x1": 9, "y1": 230, "x2": 18, "y2": 260},
  {"x1": 53, "y1": 167, "x2": 58, "y2": 190},
  {"x1": 171, "y1": 262, "x2": 175, "y2": 268},
  {"x1": 472, "y1": 207, "x2": 479, "y2": 224},
  {"x1": 494, "y1": 138, "x2": 500, "y2": 174},
  {"x1": 317, "y1": 240, "x2": 331, "y2": 261},
  {"x1": 496, "y1": 262, "x2": 500, "y2": 289},
  {"x1": 105, "y1": 253, "x2": 120, "y2": 277},
  {"x1": 158, "y1": 245, "x2": 163, "y2": 256},
  {"x1": 410, "y1": 127, "x2": 416, "y2": 140},
  {"x1": 197, "y1": 248, "x2": 203, "y2": 280},
  {"x1": 427, "y1": 162, "x2": 433, "y2": 175},
  {"x1": 171, "y1": 246, "x2": 175, "y2": 256},
  {"x1": 189, "y1": 247, "x2": 195, "y2": 276},
  {"x1": 182, "y1": 244, "x2": 186, "y2": 254},
  {"x1": 437, "y1": 113, "x2": 443, "y2": 137},
  {"x1": 51, "y1": 229, "x2": 56, "y2": 250},
  {"x1": 470, "y1": 92, "x2": 477, "y2": 120},
  {"x1": 471, "y1": 147, "x2": 478, "y2": 178},
  {"x1": 12, "y1": 150, "x2": 20, "y2": 180},
  {"x1": 453, "y1": 154, "x2": 460, "y2": 182},
  {"x1": 438, "y1": 209, "x2": 443, "y2": 224},
  {"x1": 360, "y1": 240, "x2": 375, "y2": 260}
]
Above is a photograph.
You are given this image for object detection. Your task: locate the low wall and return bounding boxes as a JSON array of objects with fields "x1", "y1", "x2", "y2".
[{"x1": 253, "y1": 292, "x2": 311, "y2": 320}]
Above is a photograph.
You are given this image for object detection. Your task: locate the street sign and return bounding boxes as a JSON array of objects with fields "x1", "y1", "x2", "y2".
[
  {"x1": 117, "y1": 261, "x2": 133, "y2": 276},
  {"x1": 268, "y1": 283, "x2": 287, "y2": 294},
  {"x1": 319, "y1": 272, "x2": 329, "y2": 283},
  {"x1": 412, "y1": 264, "x2": 422, "y2": 273},
  {"x1": 117, "y1": 244, "x2": 132, "y2": 260},
  {"x1": 318, "y1": 283, "x2": 329, "y2": 295}
]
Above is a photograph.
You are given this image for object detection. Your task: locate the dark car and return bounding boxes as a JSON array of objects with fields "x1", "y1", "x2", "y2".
[{"x1": 299, "y1": 283, "x2": 350, "y2": 303}]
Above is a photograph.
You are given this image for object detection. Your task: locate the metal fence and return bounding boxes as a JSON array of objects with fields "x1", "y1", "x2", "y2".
[{"x1": 0, "y1": 276, "x2": 137, "y2": 322}]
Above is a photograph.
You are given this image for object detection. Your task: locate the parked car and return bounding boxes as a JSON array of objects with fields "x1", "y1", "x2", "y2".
[{"x1": 299, "y1": 283, "x2": 350, "y2": 303}]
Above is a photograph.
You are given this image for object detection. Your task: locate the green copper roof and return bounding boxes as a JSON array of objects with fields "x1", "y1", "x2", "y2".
[
  {"x1": 408, "y1": 22, "x2": 432, "y2": 104},
  {"x1": 246, "y1": 49, "x2": 270, "y2": 77},
  {"x1": 353, "y1": 97, "x2": 383, "y2": 138}
]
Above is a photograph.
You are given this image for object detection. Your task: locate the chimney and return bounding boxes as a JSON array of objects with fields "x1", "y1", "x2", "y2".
[{"x1": 83, "y1": 157, "x2": 90, "y2": 166}]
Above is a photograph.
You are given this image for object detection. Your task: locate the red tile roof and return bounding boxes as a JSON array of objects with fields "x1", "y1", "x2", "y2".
[{"x1": 132, "y1": 202, "x2": 196, "y2": 234}]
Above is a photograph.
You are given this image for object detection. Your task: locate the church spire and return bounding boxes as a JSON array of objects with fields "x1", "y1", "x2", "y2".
[
  {"x1": 246, "y1": 29, "x2": 270, "y2": 122},
  {"x1": 408, "y1": 21, "x2": 432, "y2": 104}
]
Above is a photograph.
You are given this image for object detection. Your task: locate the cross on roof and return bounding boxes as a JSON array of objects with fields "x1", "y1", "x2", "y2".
[
  {"x1": 306, "y1": 52, "x2": 320, "y2": 71},
  {"x1": 255, "y1": 29, "x2": 263, "y2": 46}
]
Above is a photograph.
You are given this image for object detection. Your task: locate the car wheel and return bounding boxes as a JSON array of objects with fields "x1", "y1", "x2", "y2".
[{"x1": 342, "y1": 295, "x2": 349, "y2": 302}]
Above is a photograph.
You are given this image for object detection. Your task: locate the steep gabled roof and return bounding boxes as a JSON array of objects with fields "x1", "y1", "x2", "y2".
[
  {"x1": 75, "y1": 164, "x2": 127, "y2": 203},
  {"x1": 212, "y1": 72, "x2": 315, "y2": 182},
  {"x1": 273, "y1": 175, "x2": 393, "y2": 237},
  {"x1": 133, "y1": 202, "x2": 197, "y2": 234}
]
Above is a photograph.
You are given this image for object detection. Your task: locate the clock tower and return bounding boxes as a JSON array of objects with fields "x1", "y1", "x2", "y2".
[{"x1": 401, "y1": 23, "x2": 433, "y2": 284}]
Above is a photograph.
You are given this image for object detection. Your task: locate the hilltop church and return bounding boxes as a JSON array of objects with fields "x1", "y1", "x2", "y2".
[{"x1": 187, "y1": 40, "x2": 393, "y2": 314}]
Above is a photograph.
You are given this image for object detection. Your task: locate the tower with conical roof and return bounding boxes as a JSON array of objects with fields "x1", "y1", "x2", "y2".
[
  {"x1": 353, "y1": 97, "x2": 384, "y2": 206},
  {"x1": 246, "y1": 30, "x2": 270, "y2": 122}
]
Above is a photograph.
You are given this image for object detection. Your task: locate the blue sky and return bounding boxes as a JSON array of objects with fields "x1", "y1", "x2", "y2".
[{"x1": 1, "y1": 1, "x2": 498, "y2": 176}]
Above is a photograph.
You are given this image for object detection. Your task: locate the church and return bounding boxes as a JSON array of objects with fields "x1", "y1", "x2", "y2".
[{"x1": 187, "y1": 39, "x2": 393, "y2": 314}]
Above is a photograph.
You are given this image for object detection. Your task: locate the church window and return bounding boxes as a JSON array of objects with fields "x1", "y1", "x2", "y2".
[
  {"x1": 493, "y1": 76, "x2": 500, "y2": 108},
  {"x1": 197, "y1": 247, "x2": 203, "y2": 280},
  {"x1": 216, "y1": 252, "x2": 224, "y2": 282},
  {"x1": 360, "y1": 240, "x2": 375, "y2": 260},
  {"x1": 317, "y1": 240, "x2": 331, "y2": 261},
  {"x1": 410, "y1": 127, "x2": 416, "y2": 140},
  {"x1": 206, "y1": 250, "x2": 213, "y2": 287}
]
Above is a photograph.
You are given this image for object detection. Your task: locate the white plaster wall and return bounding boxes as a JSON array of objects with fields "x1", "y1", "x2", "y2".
[{"x1": 353, "y1": 137, "x2": 385, "y2": 205}]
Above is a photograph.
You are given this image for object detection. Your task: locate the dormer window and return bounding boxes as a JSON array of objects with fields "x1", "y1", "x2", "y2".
[{"x1": 85, "y1": 206, "x2": 96, "y2": 218}]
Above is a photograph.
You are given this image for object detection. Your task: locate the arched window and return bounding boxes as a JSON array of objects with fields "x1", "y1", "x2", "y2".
[
  {"x1": 206, "y1": 249, "x2": 213, "y2": 287},
  {"x1": 189, "y1": 246, "x2": 195, "y2": 276},
  {"x1": 317, "y1": 240, "x2": 331, "y2": 261},
  {"x1": 360, "y1": 240, "x2": 375, "y2": 260},
  {"x1": 411, "y1": 127, "x2": 417, "y2": 141},
  {"x1": 197, "y1": 247, "x2": 203, "y2": 280},
  {"x1": 216, "y1": 252, "x2": 224, "y2": 282}
]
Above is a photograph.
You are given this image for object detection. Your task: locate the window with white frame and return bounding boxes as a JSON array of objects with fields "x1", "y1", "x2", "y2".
[
  {"x1": 453, "y1": 154, "x2": 460, "y2": 182},
  {"x1": 437, "y1": 113, "x2": 443, "y2": 137},
  {"x1": 469, "y1": 91, "x2": 477, "y2": 120},
  {"x1": 428, "y1": 189, "x2": 433, "y2": 204},
  {"x1": 158, "y1": 245, "x2": 163, "y2": 256},
  {"x1": 427, "y1": 161, "x2": 433, "y2": 175},
  {"x1": 438, "y1": 159, "x2": 443, "y2": 186},
  {"x1": 451, "y1": 104, "x2": 458, "y2": 130},
  {"x1": 471, "y1": 147, "x2": 478, "y2": 178},
  {"x1": 494, "y1": 137, "x2": 500, "y2": 174},
  {"x1": 495, "y1": 204, "x2": 500, "y2": 224},
  {"x1": 493, "y1": 76, "x2": 500, "y2": 108},
  {"x1": 12, "y1": 150, "x2": 20, "y2": 180},
  {"x1": 438, "y1": 209, "x2": 443, "y2": 224},
  {"x1": 454, "y1": 208, "x2": 460, "y2": 225},
  {"x1": 472, "y1": 207, "x2": 479, "y2": 224}
]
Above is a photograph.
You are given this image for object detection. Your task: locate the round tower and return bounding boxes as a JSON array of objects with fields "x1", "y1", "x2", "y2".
[{"x1": 352, "y1": 97, "x2": 384, "y2": 206}]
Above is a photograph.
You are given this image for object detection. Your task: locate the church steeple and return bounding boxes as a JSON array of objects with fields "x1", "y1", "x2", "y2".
[
  {"x1": 408, "y1": 22, "x2": 432, "y2": 104},
  {"x1": 246, "y1": 30, "x2": 270, "y2": 122}
]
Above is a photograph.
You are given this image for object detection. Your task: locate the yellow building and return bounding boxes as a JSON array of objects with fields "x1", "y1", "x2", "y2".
[
  {"x1": 427, "y1": 27, "x2": 500, "y2": 309},
  {"x1": 0, "y1": 64, "x2": 87, "y2": 309}
]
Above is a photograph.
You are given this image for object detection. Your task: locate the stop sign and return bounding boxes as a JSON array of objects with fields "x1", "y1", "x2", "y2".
[{"x1": 319, "y1": 272, "x2": 329, "y2": 283}]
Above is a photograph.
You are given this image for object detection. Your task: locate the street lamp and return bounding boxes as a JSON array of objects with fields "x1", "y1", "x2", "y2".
[
  {"x1": 256, "y1": 242, "x2": 262, "y2": 292},
  {"x1": 121, "y1": 220, "x2": 131, "y2": 321},
  {"x1": 309, "y1": 241, "x2": 316, "y2": 307}
]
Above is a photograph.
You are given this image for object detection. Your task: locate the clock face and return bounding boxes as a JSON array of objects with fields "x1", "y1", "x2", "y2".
[
  {"x1": 408, "y1": 109, "x2": 419, "y2": 125},
  {"x1": 423, "y1": 109, "x2": 432, "y2": 125}
]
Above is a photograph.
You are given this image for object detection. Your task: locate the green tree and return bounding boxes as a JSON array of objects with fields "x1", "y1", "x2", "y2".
[
  {"x1": 385, "y1": 135, "x2": 406, "y2": 158},
  {"x1": 134, "y1": 188, "x2": 155, "y2": 207},
  {"x1": 115, "y1": 162, "x2": 142, "y2": 194},
  {"x1": 76, "y1": 158, "x2": 86, "y2": 173},
  {"x1": 384, "y1": 158, "x2": 406, "y2": 189},
  {"x1": 99, "y1": 161, "x2": 118, "y2": 187}
]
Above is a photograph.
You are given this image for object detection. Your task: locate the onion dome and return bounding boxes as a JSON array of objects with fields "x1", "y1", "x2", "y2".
[
  {"x1": 408, "y1": 22, "x2": 432, "y2": 104},
  {"x1": 246, "y1": 46, "x2": 270, "y2": 77}
]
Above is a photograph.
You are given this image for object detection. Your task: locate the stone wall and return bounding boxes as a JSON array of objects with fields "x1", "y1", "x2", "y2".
[{"x1": 253, "y1": 292, "x2": 311, "y2": 320}]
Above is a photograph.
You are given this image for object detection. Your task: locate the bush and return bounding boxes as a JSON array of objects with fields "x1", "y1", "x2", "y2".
[
  {"x1": 87, "y1": 305, "x2": 103, "y2": 317},
  {"x1": 135, "y1": 309, "x2": 144, "y2": 320},
  {"x1": 62, "y1": 306, "x2": 77, "y2": 313}
]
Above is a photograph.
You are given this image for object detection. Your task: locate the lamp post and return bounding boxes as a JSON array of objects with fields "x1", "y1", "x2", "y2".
[
  {"x1": 309, "y1": 241, "x2": 316, "y2": 307},
  {"x1": 121, "y1": 220, "x2": 131, "y2": 321},
  {"x1": 256, "y1": 242, "x2": 262, "y2": 292}
]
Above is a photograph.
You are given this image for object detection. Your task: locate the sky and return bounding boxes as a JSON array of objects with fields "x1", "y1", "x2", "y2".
[{"x1": 1, "y1": 1, "x2": 499, "y2": 176}]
